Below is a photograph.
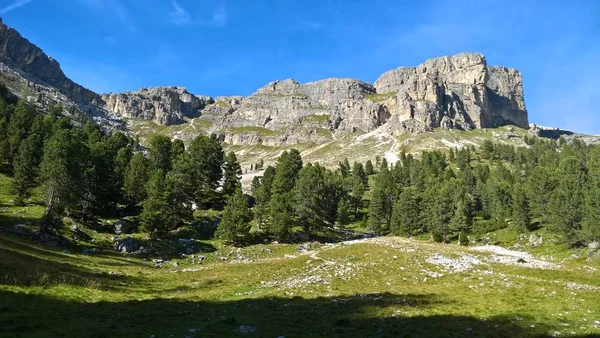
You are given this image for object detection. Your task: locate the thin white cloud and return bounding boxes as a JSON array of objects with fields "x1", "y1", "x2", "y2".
[
  {"x1": 0, "y1": 0, "x2": 33, "y2": 14},
  {"x1": 170, "y1": 1, "x2": 191, "y2": 25},
  {"x1": 78, "y1": 0, "x2": 136, "y2": 33},
  {"x1": 169, "y1": 1, "x2": 227, "y2": 27}
]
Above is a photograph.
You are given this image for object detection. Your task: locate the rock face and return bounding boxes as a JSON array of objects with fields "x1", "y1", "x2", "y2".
[
  {"x1": 101, "y1": 87, "x2": 213, "y2": 125},
  {"x1": 0, "y1": 19, "x2": 99, "y2": 104},
  {"x1": 374, "y1": 53, "x2": 528, "y2": 130},
  {"x1": 0, "y1": 19, "x2": 530, "y2": 142}
]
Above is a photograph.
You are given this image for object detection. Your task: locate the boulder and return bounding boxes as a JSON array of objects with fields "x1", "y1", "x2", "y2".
[
  {"x1": 13, "y1": 224, "x2": 28, "y2": 234},
  {"x1": 589, "y1": 241, "x2": 599, "y2": 258},
  {"x1": 114, "y1": 237, "x2": 140, "y2": 253},
  {"x1": 528, "y1": 234, "x2": 544, "y2": 247},
  {"x1": 114, "y1": 219, "x2": 135, "y2": 235}
]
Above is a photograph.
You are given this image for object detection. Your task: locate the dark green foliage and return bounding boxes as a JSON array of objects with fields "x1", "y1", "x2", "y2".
[
  {"x1": 216, "y1": 189, "x2": 252, "y2": 244},
  {"x1": 11, "y1": 137, "x2": 38, "y2": 203},
  {"x1": 39, "y1": 129, "x2": 87, "y2": 227},
  {"x1": 390, "y1": 187, "x2": 421, "y2": 236},
  {"x1": 512, "y1": 184, "x2": 531, "y2": 231},
  {"x1": 267, "y1": 193, "x2": 294, "y2": 240},
  {"x1": 365, "y1": 160, "x2": 374, "y2": 176},
  {"x1": 7, "y1": 101, "x2": 35, "y2": 163},
  {"x1": 223, "y1": 152, "x2": 242, "y2": 197},
  {"x1": 548, "y1": 157, "x2": 586, "y2": 243},
  {"x1": 148, "y1": 134, "x2": 173, "y2": 172},
  {"x1": 124, "y1": 153, "x2": 150, "y2": 206},
  {"x1": 253, "y1": 166, "x2": 275, "y2": 228},
  {"x1": 141, "y1": 169, "x2": 190, "y2": 239},
  {"x1": 368, "y1": 167, "x2": 393, "y2": 233},
  {"x1": 271, "y1": 149, "x2": 303, "y2": 195},
  {"x1": 293, "y1": 164, "x2": 342, "y2": 231}
]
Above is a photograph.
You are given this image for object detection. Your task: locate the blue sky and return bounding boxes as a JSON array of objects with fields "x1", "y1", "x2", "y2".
[{"x1": 1, "y1": 0, "x2": 599, "y2": 133}]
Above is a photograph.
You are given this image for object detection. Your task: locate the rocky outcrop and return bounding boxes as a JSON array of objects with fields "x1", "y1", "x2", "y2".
[
  {"x1": 0, "y1": 18, "x2": 531, "y2": 143},
  {"x1": 101, "y1": 87, "x2": 212, "y2": 125},
  {"x1": 374, "y1": 53, "x2": 528, "y2": 130},
  {"x1": 0, "y1": 19, "x2": 99, "y2": 105}
]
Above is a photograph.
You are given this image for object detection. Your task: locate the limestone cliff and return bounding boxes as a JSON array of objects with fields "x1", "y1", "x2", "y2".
[{"x1": 0, "y1": 20, "x2": 530, "y2": 143}]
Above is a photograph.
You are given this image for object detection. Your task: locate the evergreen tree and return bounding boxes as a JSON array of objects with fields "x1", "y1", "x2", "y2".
[
  {"x1": 216, "y1": 188, "x2": 252, "y2": 244},
  {"x1": 148, "y1": 134, "x2": 173, "y2": 172},
  {"x1": 368, "y1": 167, "x2": 393, "y2": 233},
  {"x1": 365, "y1": 160, "x2": 374, "y2": 176},
  {"x1": 185, "y1": 134, "x2": 224, "y2": 207},
  {"x1": 512, "y1": 184, "x2": 532, "y2": 231},
  {"x1": 268, "y1": 193, "x2": 294, "y2": 240},
  {"x1": 124, "y1": 153, "x2": 150, "y2": 206},
  {"x1": 293, "y1": 164, "x2": 340, "y2": 232},
  {"x1": 222, "y1": 152, "x2": 242, "y2": 197},
  {"x1": 271, "y1": 149, "x2": 303, "y2": 195},
  {"x1": 39, "y1": 129, "x2": 87, "y2": 229},
  {"x1": 7, "y1": 101, "x2": 34, "y2": 164},
  {"x1": 548, "y1": 157, "x2": 586, "y2": 243},
  {"x1": 390, "y1": 187, "x2": 421, "y2": 236},
  {"x1": 582, "y1": 147, "x2": 600, "y2": 242},
  {"x1": 141, "y1": 170, "x2": 190, "y2": 238},
  {"x1": 253, "y1": 166, "x2": 275, "y2": 227},
  {"x1": 350, "y1": 162, "x2": 367, "y2": 217},
  {"x1": 11, "y1": 137, "x2": 38, "y2": 204},
  {"x1": 338, "y1": 158, "x2": 351, "y2": 177}
]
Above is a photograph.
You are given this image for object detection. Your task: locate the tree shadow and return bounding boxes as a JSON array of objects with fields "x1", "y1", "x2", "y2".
[
  {"x1": 1, "y1": 290, "x2": 593, "y2": 338},
  {"x1": 0, "y1": 233, "x2": 145, "y2": 290}
]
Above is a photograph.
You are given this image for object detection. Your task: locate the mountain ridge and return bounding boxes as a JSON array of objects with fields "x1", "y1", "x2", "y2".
[{"x1": 0, "y1": 20, "x2": 529, "y2": 139}]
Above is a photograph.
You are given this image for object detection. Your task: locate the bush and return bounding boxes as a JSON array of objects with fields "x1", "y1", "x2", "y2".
[{"x1": 472, "y1": 217, "x2": 507, "y2": 235}]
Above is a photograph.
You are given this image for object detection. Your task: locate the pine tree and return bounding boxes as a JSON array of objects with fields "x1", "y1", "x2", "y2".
[
  {"x1": 268, "y1": 193, "x2": 293, "y2": 240},
  {"x1": 216, "y1": 188, "x2": 252, "y2": 244},
  {"x1": 39, "y1": 129, "x2": 87, "y2": 229},
  {"x1": 390, "y1": 187, "x2": 421, "y2": 236},
  {"x1": 271, "y1": 149, "x2": 303, "y2": 195},
  {"x1": 365, "y1": 160, "x2": 374, "y2": 176},
  {"x1": 141, "y1": 170, "x2": 172, "y2": 238},
  {"x1": 186, "y1": 134, "x2": 224, "y2": 208},
  {"x1": 148, "y1": 134, "x2": 173, "y2": 172},
  {"x1": 7, "y1": 101, "x2": 34, "y2": 164},
  {"x1": 253, "y1": 166, "x2": 275, "y2": 227},
  {"x1": 11, "y1": 137, "x2": 38, "y2": 204},
  {"x1": 350, "y1": 162, "x2": 367, "y2": 217},
  {"x1": 293, "y1": 164, "x2": 340, "y2": 232},
  {"x1": 141, "y1": 170, "x2": 190, "y2": 238},
  {"x1": 526, "y1": 166, "x2": 556, "y2": 224},
  {"x1": 339, "y1": 158, "x2": 351, "y2": 177},
  {"x1": 548, "y1": 157, "x2": 586, "y2": 243},
  {"x1": 222, "y1": 152, "x2": 242, "y2": 197},
  {"x1": 368, "y1": 167, "x2": 393, "y2": 233},
  {"x1": 582, "y1": 147, "x2": 600, "y2": 242},
  {"x1": 124, "y1": 153, "x2": 150, "y2": 206},
  {"x1": 512, "y1": 184, "x2": 531, "y2": 231}
]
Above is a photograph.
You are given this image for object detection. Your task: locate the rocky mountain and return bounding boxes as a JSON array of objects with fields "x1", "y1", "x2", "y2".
[
  {"x1": 101, "y1": 87, "x2": 213, "y2": 125},
  {"x1": 0, "y1": 20, "x2": 530, "y2": 140}
]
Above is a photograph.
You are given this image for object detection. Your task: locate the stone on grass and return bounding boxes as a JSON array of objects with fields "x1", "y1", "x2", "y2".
[{"x1": 114, "y1": 237, "x2": 140, "y2": 253}]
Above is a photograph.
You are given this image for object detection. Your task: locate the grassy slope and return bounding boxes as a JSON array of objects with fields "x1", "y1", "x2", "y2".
[
  {"x1": 1, "y1": 176, "x2": 599, "y2": 337},
  {"x1": 126, "y1": 116, "x2": 529, "y2": 171}
]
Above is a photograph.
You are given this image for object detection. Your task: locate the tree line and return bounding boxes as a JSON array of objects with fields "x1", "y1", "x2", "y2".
[
  {"x1": 1, "y1": 85, "x2": 598, "y2": 247},
  {"x1": 0, "y1": 86, "x2": 242, "y2": 238}
]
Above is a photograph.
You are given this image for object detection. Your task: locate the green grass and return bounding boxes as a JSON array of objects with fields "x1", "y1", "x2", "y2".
[
  {"x1": 215, "y1": 100, "x2": 230, "y2": 107},
  {"x1": 1, "y1": 172, "x2": 599, "y2": 337},
  {"x1": 223, "y1": 126, "x2": 283, "y2": 136},
  {"x1": 366, "y1": 91, "x2": 397, "y2": 102},
  {"x1": 301, "y1": 114, "x2": 329, "y2": 124}
]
